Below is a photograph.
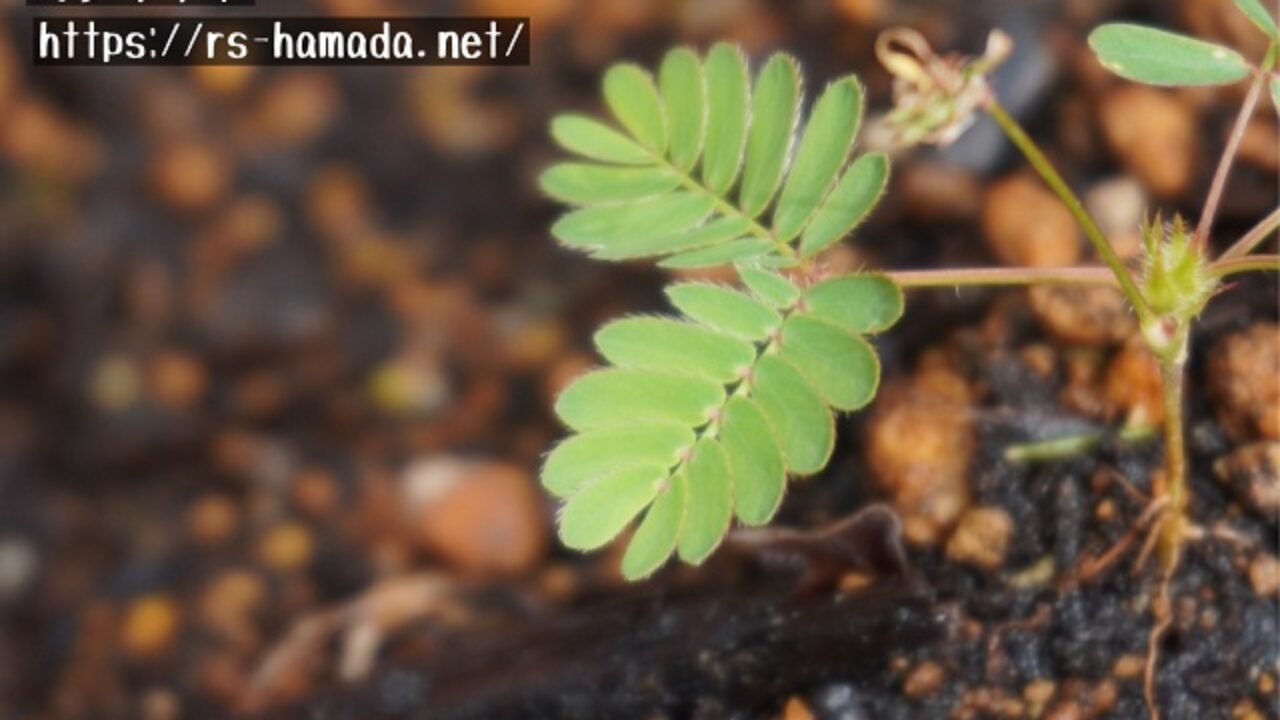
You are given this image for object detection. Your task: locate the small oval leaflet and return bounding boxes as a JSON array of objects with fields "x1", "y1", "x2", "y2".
[{"x1": 1087, "y1": 24, "x2": 1251, "y2": 87}]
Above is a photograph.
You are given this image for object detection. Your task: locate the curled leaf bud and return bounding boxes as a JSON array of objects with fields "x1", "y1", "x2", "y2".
[{"x1": 874, "y1": 27, "x2": 1013, "y2": 148}]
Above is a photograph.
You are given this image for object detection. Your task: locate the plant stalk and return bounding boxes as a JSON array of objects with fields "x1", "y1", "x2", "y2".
[
  {"x1": 984, "y1": 99, "x2": 1153, "y2": 321},
  {"x1": 885, "y1": 265, "x2": 1120, "y2": 288},
  {"x1": 1199, "y1": 47, "x2": 1277, "y2": 252},
  {"x1": 1209, "y1": 253, "x2": 1280, "y2": 278},
  {"x1": 1217, "y1": 207, "x2": 1280, "y2": 261},
  {"x1": 1155, "y1": 356, "x2": 1188, "y2": 576}
]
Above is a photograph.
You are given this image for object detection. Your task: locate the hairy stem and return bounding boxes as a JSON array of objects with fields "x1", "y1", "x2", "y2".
[
  {"x1": 1209, "y1": 253, "x2": 1280, "y2": 278},
  {"x1": 1155, "y1": 356, "x2": 1188, "y2": 577},
  {"x1": 984, "y1": 100, "x2": 1152, "y2": 321},
  {"x1": 885, "y1": 265, "x2": 1119, "y2": 288},
  {"x1": 1199, "y1": 48, "x2": 1277, "y2": 252},
  {"x1": 1217, "y1": 207, "x2": 1280, "y2": 261}
]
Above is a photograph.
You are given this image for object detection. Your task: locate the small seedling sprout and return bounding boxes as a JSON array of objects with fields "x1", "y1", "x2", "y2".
[{"x1": 538, "y1": 4, "x2": 1279, "y2": 716}]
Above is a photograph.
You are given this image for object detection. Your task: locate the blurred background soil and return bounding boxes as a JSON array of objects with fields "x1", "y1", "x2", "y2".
[{"x1": 0, "y1": 0, "x2": 1276, "y2": 718}]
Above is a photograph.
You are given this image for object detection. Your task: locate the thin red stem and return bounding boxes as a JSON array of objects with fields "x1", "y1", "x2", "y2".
[{"x1": 885, "y1": 265, "x2": 1119, "y2": 288}]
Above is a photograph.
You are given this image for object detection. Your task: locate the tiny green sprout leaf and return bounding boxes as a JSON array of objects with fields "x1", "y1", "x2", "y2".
[
  {"x1": 676, "y1": 439, "x2": 734, "y2": 564},
  {"x1": 550, "y1": 115, "x2": 651, "y2": 165},
  {"x1": 741, "y1": 54, "x2": 802, "y2": 218},
  {"x1": 720, "y1": 396, "x2": 786, "y2": 525},
  {"x1": 773, "y1": 77, "x2": 864, "y2": 241},
  {"x1": 621, "y1": 476, "x2": 686, "y2": 580},
  {"x1": 802, "y1": 275, "x2": 904, "y2": 334},
  {"x1": 751, "y1": 355, "x2": 834, "y2": 475},
  {"x1": 595, "y1": 318, "x2": 756, "y2": 383},
  {"x1": 703, "y1": 43, "x2": 751, "y2": 194},
  {"x1": 779, "y1": 316, "x2": 879, "y2": 411},
  {"x1": 596, "y1": 217, "x2": 750, "y2": 261},
  {"x1": 739, "y1": 267, "x2": 802, "y2": 307},
  {"x1": 542, "y1": 424, "x2": 693, "y2": 497},
  {"x1": 539, "y1": 163, "x2": 680, "y2": 205},
  {"x1": 542, "y1": 269, "x2": 903, "y2": 579},
  {"x1": 554, "y1": 368, "x2": 723, "y2": 431},
  {"x1": 559, "y1": 465, "x2": 666, "y2": 550},
  {"x1": 1087, "y1": 24, "x2": 1251, "y2": 87},
  {"x1": 1271, "y1": 75, "x2": 1280, "y2": 116},
  {"x1": 1233, "y1": 0, "x2": 1279, "y2": 39},
  {"x1": 552, "y1": 192, "x2": 715, "y2": 252},
  {"x1": 544, "y1": 46, "x2": 889, "y2": 266},
  {"x1": 659, "y1": 48, "x2": 705, "y2": 171},
  {"x1": 603, "y1": 64, "x2": 667, "y2": 152},
  {"x1": 665, "y1": 283, "x2": 782, "y2": 341},
  {"x1": 800, "y1": 153, "x2": 889, "y2": 257}
]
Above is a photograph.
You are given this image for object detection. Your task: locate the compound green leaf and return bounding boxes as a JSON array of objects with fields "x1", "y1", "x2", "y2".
[
  {"x1": 595, "y1": 318, "x2": 755, "y2": 383},
  {"x1": 1088, "y1": 24, "x2": 1251, "y2": 87},
  {"x1": 552, "y1": 192, "x2": 715, "y2": 251},
  {"x1": 665, "y1": 283, "x2": 782, "y2": 341},
  {"x1": 677, "y1": 440, "x2": 733, "y2": 564},
  {"x1": 550, "y1": 115, "x2": 652, "y2": 165},
  {"x1": 555, "y1": 368, "x2": 723, "y2": 431},
  {"x1": 604, "y1": 64, "x2": 667, "y2": 152},
  {"x1": 659, "y1": 48, "x2": 705, "y2": 171},
  {"x1": 780, "y1": 315, "x2": 879, "y2": 411},
  {"x1": 1234, "y1": 0, "x2": 1278, "y2": 39},
  {"x1": 621, "y1": 475, "x2": 686, "y2": 579},
  {"x1": 802, "y1": 275, "x2": 903, "y2": 334},
  {"x1": 719, "y1": 396, "x2": 785, "y2": 525},
  {"x1": 595, "y1": 216, "x2": 750, "y2": 260},
  {"x1": 658, "y1": 238, "x2": 773, "y2": 268},
  {"x1": 702, "y1": 43, "x2": 750, "y2": 194},
  {"x1": 799, "y1": 152, "x2": 888, "y2": 257},
  {"x1": 542, "y1": 424, "x2": 693, "y2": 497},
  {"x1": 539, "y1": 163, "x2": 679, "y2": 205},
  {"x1": 559, "y1": 465, "x2": 666, "y2": 550},
  {"x1": 773, "y1": 77, "x2": 863, "y2": 241},
  {"x1": 750, "y1": 355, "x2": 833, "y2": 474},
  {"x1": 741, "y1": 54, "x2": 801, "y2": 217},
  {"x1": 739, "y1": 267, "x2": 800, "y2": 308}
]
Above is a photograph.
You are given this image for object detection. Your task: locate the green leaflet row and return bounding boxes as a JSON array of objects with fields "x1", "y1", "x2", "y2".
[
  {"x1": 542, "y1": 271, "x2": 903, "y2": 579},
  {"x1": 541, "y1": 44, "x2": 889, "y2": 267}
]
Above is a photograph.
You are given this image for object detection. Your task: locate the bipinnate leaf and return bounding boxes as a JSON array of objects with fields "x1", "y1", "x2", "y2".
[
  {"x1": 1233, "y1": 0, "x2": 1278, "y2": 39},
  {"x1": 543, "y1": 46, "x2": 887, "y2": 265},
  {"x1": 543, "y1": 270, "x2": 902, "y2": 578},
  {"x1": 1087, "y1": 24, "x2": 1251, "y2": 87}
]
